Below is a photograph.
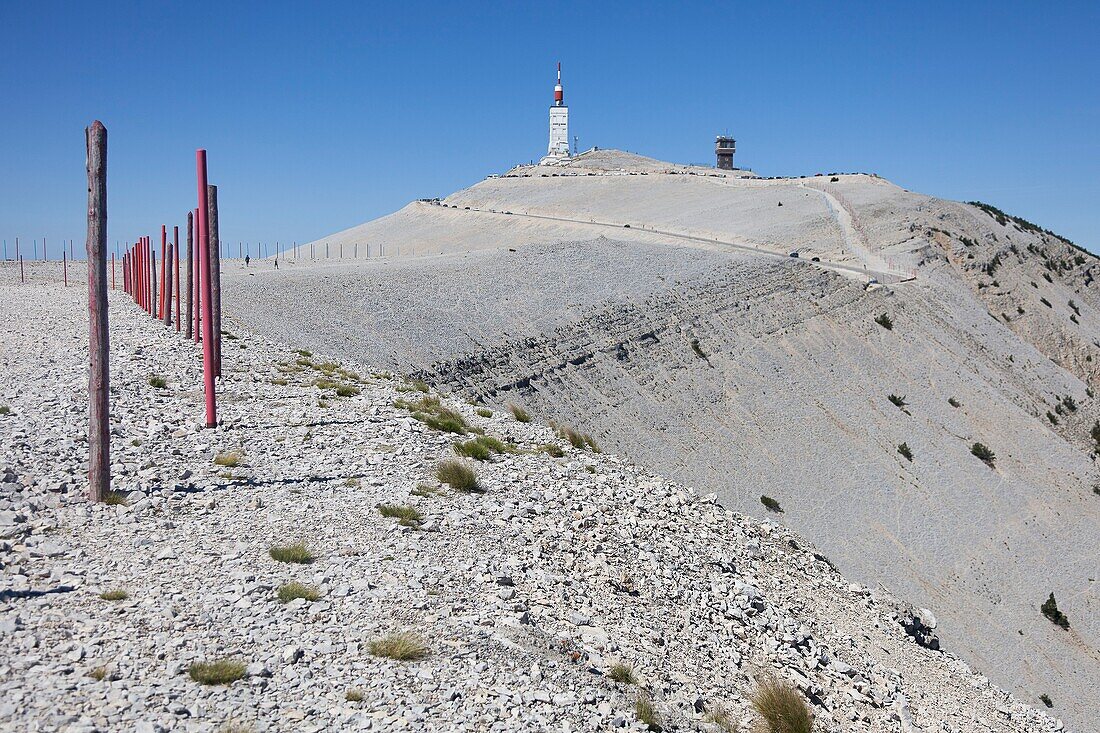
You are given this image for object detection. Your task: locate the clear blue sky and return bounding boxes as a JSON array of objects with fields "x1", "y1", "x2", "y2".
[{"x1": 2, "y1": 1, "x2": 1098, "y2": 257}]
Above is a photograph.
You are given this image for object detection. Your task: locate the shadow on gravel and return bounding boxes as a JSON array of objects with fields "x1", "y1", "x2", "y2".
[
  {"x1": 0, "y1": 585, "x2": 76, "y2": 602},
  {"x1": 232, "y1": 418, "x2": 373, "y2": 431}
]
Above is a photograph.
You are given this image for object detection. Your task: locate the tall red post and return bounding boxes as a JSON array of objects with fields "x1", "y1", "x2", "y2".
[
  {"x1": 151, "y1": 250, "x2": 158, "y2": 318},
  {"x1": 196, "y1": 150, "x2": 217, "y2": 428},
  {"x1": 192, "y1": 209, "x2": 200, "y2": 343},
  {"x1": 185, "y1": 212, "x2": 194, "y2": 340},
  {"x1": 85, "y1": 121, "x2": 110, "y2": 503},
  {"x1": 159, "y1": 226, "x2": 167, "y2": 319},
  {"x1": 174, "y1": 226, "x2": 181, "y2": 332}
]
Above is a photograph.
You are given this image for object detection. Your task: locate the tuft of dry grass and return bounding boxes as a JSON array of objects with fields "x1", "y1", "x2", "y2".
[
  {"x1": 99, "y1": 589, "x2": 129, "y2": 601},
  {"x1": 475, "y1": 407, "x2": 492, "y2": 418},
  {"x1": 188, "y1": 659, "x2": 246, "y2": 685},
  {"x1": 705, "y1": 704, "x2": 740, "y2": 732},
  {"x1": 750, "y1": 676, "x2": 813, "y2": 733},
  {"x1": 214, "y1": 451, "x2": 242, "y2": 467},
  {"x1": 377, "y1": 503, "x2": 424, "y2": 527},
  {"x1": 395, "y1": 395, "x2": 469, "y2": 434},
  {"x1": 268, "y1": 542, "x2": 315, "y2": 564},
  {"x1": 345, "y1": 689, "x2": 366, "y2": 702},
  {"x1": 607, "y1": 663, "x2": 637, "y2": 685},
  {"x1": 147, "y1": 374, "x2": 167, "y2": 388},
  {"x1": 635, "y1": 692, "x2": 663, "y2": 731},
  {"x1": 557, "y1": 425, "x2": 600, "y2": 452},
  {"x1": 102, "y1": 490, "x2": 129, "y2": 506},
  {"x1": 508, "y1": 404, "x2": 531, "y2": 422},
  {"x1": 369, "y1": 632, "x2": 429, "y2": 661},
  {"x1": 88, "y1": 666, "x2": 107, "y2": 681},
  {"x1": 436, "y1": 459, "x2": 481, "y2": 492},
  {"x1": 453, "y1": 435, "x2": 512, "y2": 461},
  {"x1": 277, "y1": 582, "x2": 320, "y2": 603},
  {"x1": 541, "y1": 443, "x2": 564, "y2": 458}
]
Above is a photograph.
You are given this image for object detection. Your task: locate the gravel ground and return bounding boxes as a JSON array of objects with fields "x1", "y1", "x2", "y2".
[{"x1": 0, "y1": 269, "x2": 1068, "y2": 732}]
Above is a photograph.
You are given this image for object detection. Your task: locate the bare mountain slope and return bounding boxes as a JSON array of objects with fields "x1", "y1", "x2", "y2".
[{"x1": 230, "y1": 152, "x2": 1099, "y2": 729}]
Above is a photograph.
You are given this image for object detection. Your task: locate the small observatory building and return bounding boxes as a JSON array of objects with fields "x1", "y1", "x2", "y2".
[{"x1": 715, "y1": 136, "x2": 736, "y2": 170}]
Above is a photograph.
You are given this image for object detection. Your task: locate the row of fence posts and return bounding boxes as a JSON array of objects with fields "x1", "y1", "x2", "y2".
[
  {"x1": 85, "y1": 121, "x2": 223, "y2": 502},
  {"x1": 4, "y1": 237, "x2": 410, "y2": 270}
]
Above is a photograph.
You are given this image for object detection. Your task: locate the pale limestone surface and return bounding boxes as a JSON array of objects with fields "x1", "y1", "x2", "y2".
[
  {"x1": 0, "y1": 275, "x2": 1067, "y2": 732},
  {"x1": 227, "y1": 153, "x2": 1100, "y2": 730}
]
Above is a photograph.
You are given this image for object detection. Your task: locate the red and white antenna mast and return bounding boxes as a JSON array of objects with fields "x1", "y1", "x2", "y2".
[{"x1": 554, "y1": 62, "x2": 564, "y2": 106}]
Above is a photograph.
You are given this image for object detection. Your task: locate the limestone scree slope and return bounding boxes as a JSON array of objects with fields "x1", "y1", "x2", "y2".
[
  {"x1": 0, "y1": 268, "x2": 1071, "y2": 731},
  {"x1": 225, "y1": 151, "x2": 1100, "y2": 730}
]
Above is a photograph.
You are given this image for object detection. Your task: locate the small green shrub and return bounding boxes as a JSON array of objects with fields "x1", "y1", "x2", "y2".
[
  {"x1": 377, "y1": 503, "x2": 424, "y2": 526},
  {"x1": 1047, "y1": 412, "x2": 1059, "y2": 425},
  {"x1": 188, "y1": 659, "x2": 246, "y2": 685},
  {"x1": 0, "y1": 405, "x2": 10, "y2": 415},
  {"x1": 1041, "y1": 593, "x2": 1069, "y2": 629},
  {"x1": 147, "y1": 375, "x2": 167, "y2": 388},
  {"x1": 948, "y1": 397, "x2": 961, "y2": 408},
  {"x1": 971, "y1": 442, "x2": 996, "y2": 465},
  {"x1": 269, "y1": 542, "x2": 315, "y2": 564},
  {"x1": 888, "y1": 394, "x2": 907, "y2": 409},
  {"x1": 369, "y1": 633, "x2": 429, "y2": 661},
  {"x1": 1039, "y1": 694, "x2": 1053, "y2": 708},
  {"x1": 346, "y1": 689, "x2": 366, "y2": 702},
  {"x1": 88, "y1": 667, "x2": 107, "y2": 681},
  {"x1": 508, "y1": 404, "x2": 531, "y2": 422},
  {"x1": 691, "y1": 339, "x2": 708, "y2": 360},
  {"x1": 874, "y1": 313, "x2": 894, "y2": 330},
  {"x1": 436, "y1": 459, "x2": 481, "y2": 492},
  {"x1": 541, "y1": 443, "x2": 564, "y2": 458},
  {"x1": 607, "y1": 663, "x2": 637, "y2": 685},
  {"x1": 296, "y1": 349, "x2": 312, "y2": 358},
  {"x1": 635, "y1": 693, "x2": 663, "y2": 731},
  {"x1": 335, "y1": 384, "x2": 360, "y2": 397},
  {"x1": 751, "y1": 676, "x2": 813, "y2": 733},
  {"x1": 760, "y1": 495, "x2": 783, "y2": 513},
  {"x1": 277, "y1": 582, "x2": 321, "y2": 603},
  {"x1": 100, "y1": 589, "x2": 129, "y2": 601},
  {"x1": 476, "y1": 408, "x2": 493, "y2": 418},
  {"x1": 897, "y1": 443, "x2": 913, "y2": 462}
]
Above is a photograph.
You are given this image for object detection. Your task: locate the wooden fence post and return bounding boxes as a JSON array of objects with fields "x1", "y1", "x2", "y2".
[
  {"x1": 85, "y1": 121, "x2": 110, "y2": 502},
  {"x1": 207, "y1": 184, "x2": 223, "y2": 377},
  {"x1": 196, "y1": 151, "x2": 217, "y2": 427}
]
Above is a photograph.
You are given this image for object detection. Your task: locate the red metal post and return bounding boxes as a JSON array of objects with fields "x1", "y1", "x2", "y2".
[
  {"x1": 193, "y1": 209, "x2": 200, "y2": 342},
  {"x1": 159, "y1": 226, "x2": 167, "y2": 318},
  {"x1": 174, "y1": 226, "x2": 181, "y2": 332},
  {"x1": 151, "y1": 250, "x2": 157, "y2": 319},
  {"x1": 196, "y1": 150, "x2": 217, "y2": 428}
]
